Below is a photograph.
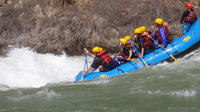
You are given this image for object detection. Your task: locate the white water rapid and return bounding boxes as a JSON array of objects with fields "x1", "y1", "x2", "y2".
[{"x1": 0, "y1": 48, "x2": 86, "y2": 88}]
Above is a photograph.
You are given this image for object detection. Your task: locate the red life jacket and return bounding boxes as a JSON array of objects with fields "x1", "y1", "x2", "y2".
[
  {"x1": 184, "y1": 10, "x2": 195, "y2": 23},
  {"x1": 139, "y1": 34, "x2": 153, "y2": 49},
  {"x1": 155, "y1": 26, "x2": 170, "y2": 43},
  {"x1": 97, "y1": 50, "x2": 113, "y2": 65},
  {"x1": 120, "y1": 44, "x2": 132, "y2": 58}
]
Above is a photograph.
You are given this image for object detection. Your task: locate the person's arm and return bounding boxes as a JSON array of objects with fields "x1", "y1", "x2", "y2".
[
  {"x1": 138, "y1": 38, "x2": 144, "y2": 57},
  {"x1": 82, "y1": 66, "x2": 93, "y2": 75},
  {"x1": 158, "y1": 28, "x2": 168, "y2": 49},
  {"x1": 117, "y1": 47, "x2": 123, "y2": 55},
  {"x1": 84, "y1": 48, "x2": 95, "y2": 57},
  {"x1": 127, "y1": 49, "x2": 133, "y2": 60},
  {"x1": 114, "y1": 52, "x2": 121, "y2": 58},
  {"x1": 139, "y1": 48, "x2": 144, "y2": 58},
  {"x1": 82, "y1": 57, "x2": 102, "y2": 75},
  {"x1": 115, "y1": 47, "x2": 123, "y2": 58}
]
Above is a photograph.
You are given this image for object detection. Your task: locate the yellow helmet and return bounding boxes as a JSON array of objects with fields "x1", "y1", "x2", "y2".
[
  {"x1": 134, "y1": 28, "x2": 142, "y2": 34},
  {"x1": 140, "y1": 26, "x2": 147, "y2": 33},
  {"x1": 124, "y1": 35, "x2": 131, "y2": 41},
  {"x1": 120, "y1": 38, "x2": 127, "y2": 45},
  {"x1": 155, "y1": 18, "x2": 164, "y2": 25},
  {"x1": 92, "y1": 46, "x2": 103, "y2": 53}
]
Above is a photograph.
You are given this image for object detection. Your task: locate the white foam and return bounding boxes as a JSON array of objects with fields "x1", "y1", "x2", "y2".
[
  {"x1": 152, "y1": 47, "x2": 200, "y2": 71},
  {"x1": 0, "y1": 48, "x2": 86, "y2": 88},
  {"x1": 8, "y1": 88, "x2": 60, "y2": 101},
  {"x1": 0, "y1": 85, "x2": 10, "y2": 91},
  {"x1": 133, "y1": 90, "x2": 197, "y2": 97},
  {"x1": 170, "y1": 90, "x2": 197, "y2": 97},
  {"x1": 35, "y1": 88, "x2": 61, "y2": 100}
]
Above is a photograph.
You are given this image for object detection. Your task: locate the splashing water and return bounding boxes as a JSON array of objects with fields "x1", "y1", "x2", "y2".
[
  {"x1": 0, "y1": 48, "x2": 200, "y2": 112},
  {"x1": 0, "y1": 48, "x2": 85, "y2": 88},
  {"x1": 0, "y1": 47, "x2": 200, "y2": 89}
]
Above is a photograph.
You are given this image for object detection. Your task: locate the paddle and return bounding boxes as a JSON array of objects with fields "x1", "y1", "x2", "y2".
[
  {"x1": 83, "y1": 52, "x2": 88, "y2": 71},
  {"x1": 150, "y1": 37, "x2": 179, "y2": 62},
  {"x1": 129, "y1": 40, "x2": 148, "y2": 67},
  {"x1": 81, "y1": 52, "x2": 88, "y2": 80}
]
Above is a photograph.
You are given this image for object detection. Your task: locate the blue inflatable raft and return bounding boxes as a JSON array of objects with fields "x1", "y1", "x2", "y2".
[{"x1": 75, "y1": 19, "x2": 200, "y2": 82}]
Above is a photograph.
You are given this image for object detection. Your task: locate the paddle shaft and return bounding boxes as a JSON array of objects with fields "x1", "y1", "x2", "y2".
[
  {"x1": 83, "y1": 53, "x2": 88, "y2": 71},
  {"x1": 150, "y1": 37, "x2": 179, "y2": 62},
  {"x1": 129, "y1": 40, "x2": 148, "y2": 67}
]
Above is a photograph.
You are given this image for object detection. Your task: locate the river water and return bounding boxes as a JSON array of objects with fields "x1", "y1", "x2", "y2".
[{"x1": 0, "y1": 47, "x2": 200, "y2": 112}]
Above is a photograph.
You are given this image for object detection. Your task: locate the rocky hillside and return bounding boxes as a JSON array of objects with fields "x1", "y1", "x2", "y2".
[{"x1": 0, "y1": 0, "x2": 199, "y2": 55}]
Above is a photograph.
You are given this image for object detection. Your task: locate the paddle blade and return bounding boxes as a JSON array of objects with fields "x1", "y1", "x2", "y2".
[
  {"x1": 170, "y1": 55, "x2": 179, "y2": 62},
  {"x1": 141, "y1": 58, "x2": 148, "y2": 67}
]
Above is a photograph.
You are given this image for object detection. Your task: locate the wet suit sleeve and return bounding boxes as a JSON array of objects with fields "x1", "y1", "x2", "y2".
[
  {"x1": 90, "y1": 57, "x2": 103, "y2": 70},
  {"x1": 180, "y1": 11, "x2": 189, "y2": 24},
  {"x1": 158, "y1": 28, "x2": 168, "y2": 47}
]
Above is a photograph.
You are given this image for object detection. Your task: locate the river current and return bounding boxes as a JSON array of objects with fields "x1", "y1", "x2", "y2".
[{"x1": 0, "y1": 47, "x2": 200, "y2": 112}]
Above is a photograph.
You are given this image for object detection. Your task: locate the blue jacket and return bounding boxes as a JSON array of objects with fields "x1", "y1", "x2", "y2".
[{"x1": 152, "y1": 27, "x2": 168, "y2": 47}]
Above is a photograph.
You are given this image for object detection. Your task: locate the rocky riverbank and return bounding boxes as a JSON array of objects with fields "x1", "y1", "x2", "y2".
[{"x1": 0, "y1": 0, "x2": 199, "y2": 56}]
